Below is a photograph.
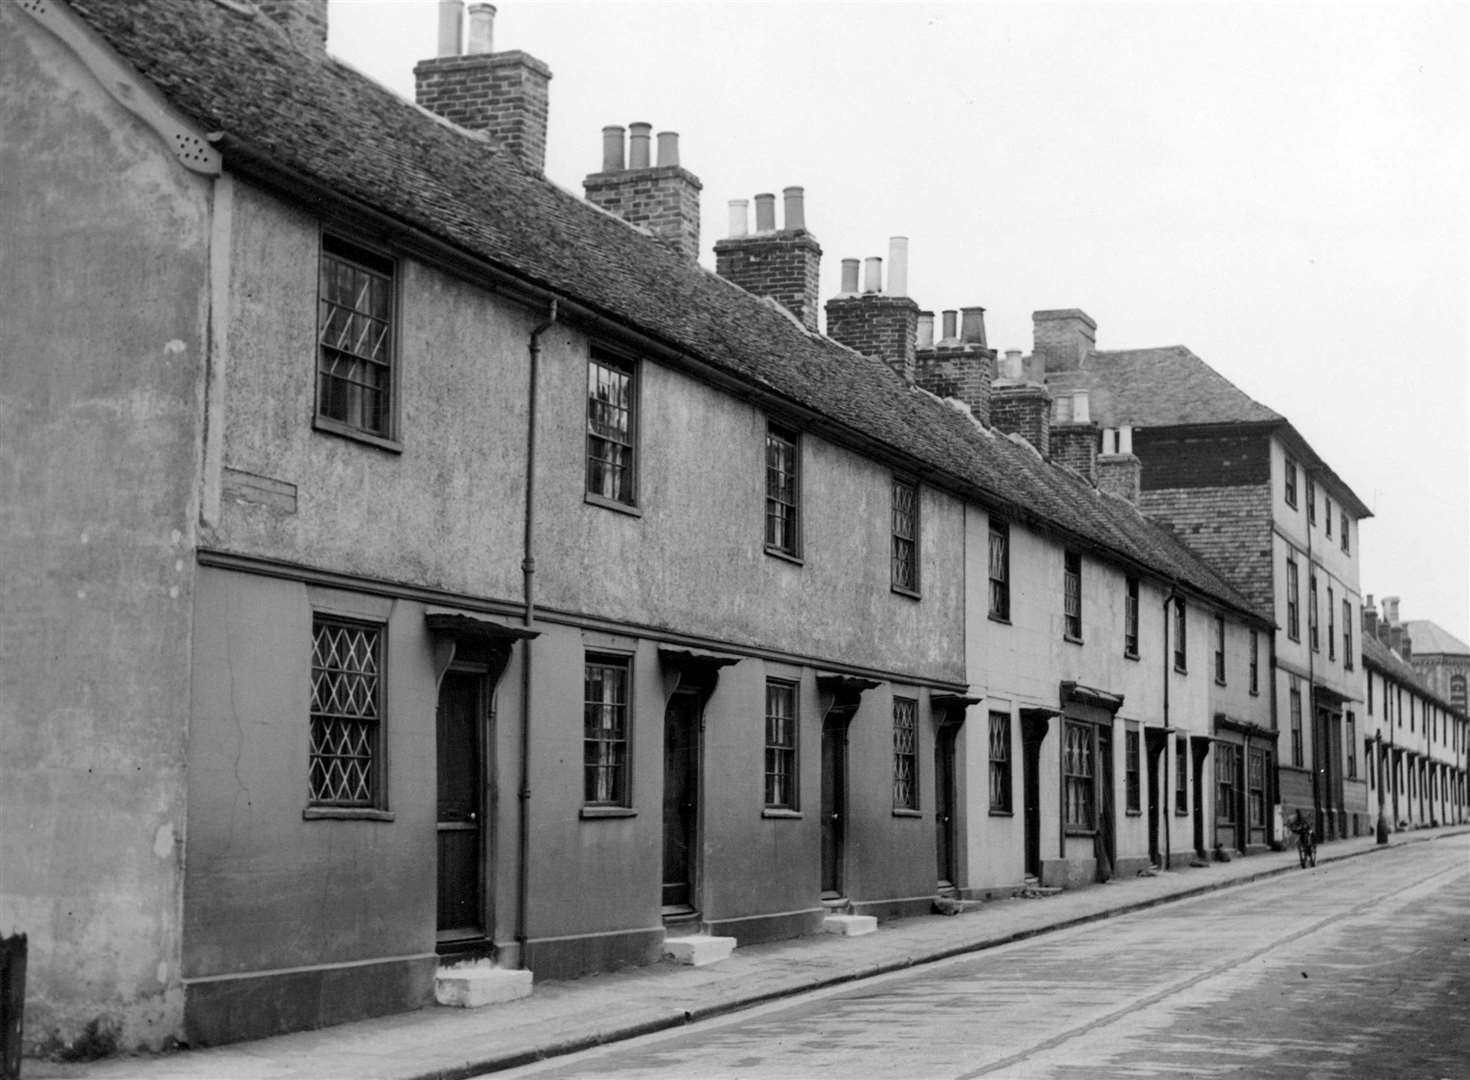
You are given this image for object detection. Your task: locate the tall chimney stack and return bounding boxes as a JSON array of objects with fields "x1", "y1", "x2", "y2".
[
  {"x1": 1049, "y1": 390, "x2": 1100, "y2": 483},
  {"x1": 1096, "y1": 425, "x2": 1141, "y2": 503},
  {"x1": 914, "y1": 301, "x2": 996, "y2": 424},
  {"x1": 1033, "y1": 309, "x2": 1097, "y2": 373},
  {"x1": 584, "y1": 124, "x2": 703, "y2": 261},
  {"x1": 714, "y1": 185, "x2": 822, "y2": 330},
  {"x1": 825, "y1": 238, "x2": 919, "y2": 383},
  {"x1": 990, "y1": 335, "x2": 1052, "y2": 451},
  {"x1": 413, "y1": 3, "x2": 553, "y2": 173}
]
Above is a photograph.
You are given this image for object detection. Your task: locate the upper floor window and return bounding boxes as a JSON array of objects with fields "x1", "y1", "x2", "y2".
[
  {"x1": 1306, "y1": 476, "x2": 1316, "y2": 524},
  {"x1": 1367, "y1": 671, "x2": 1374, "y2": 713},
  {"x1": 584, "y1": 656, "x2": 631, "y2": 806},
  {"x1": 1327, "y1": 585, "x2": 1336, "y2": 660},
  {"x1": 764, "y1": 680, "x2": 799, "y2": 809},
  {"x1": 1063, "y1": 551, "x2": 1083, "y2": 640},
  {"x1": 764, "y1": 425, "x2": 801, "y2": 558},
  {"x1": 892, "y1": 697, "x2": 919, "y2": 811},
  {"x1": 1290, "y1": 682, "x2": 1304, "y2": 767},
  {"x1": 988, "y1": 521, "x2": 1011, "y2": 621},
  {"x1": 1249, "y1": 629, "x2": 1260, "y2": 694},
  {"x1": 1214, "y1": 615, "x2": 1226, "y2": 684},
  {"x1": 891, "y1": 478, "x2": 919, "y2": 596},
  {"x1": 1173, "y1": 596, "x2": 1188, "y2": 671},
  {"x1": 1343, "y1": 601, "x2": 1353, "y2": 669},
  {"x1": 1285, "y1": 554, "x2": 1301, "y2": 641},
  {"x1": 1124, "y1": 577, "x2": 1140, "y2": 658},
  {"x1": 586, "y1": 351, "x2": 637, "y2": 506},
  {"x1": 1340, "y1": 514, "x2": 1350, "y2": 553},
  {"x1": 1345, "y1": 713, "x2": 1357, "y2": 779},
  {"x1": 1308, "y1": 572, "x2": 1320, "y2": 652},
  {"x1": 989, "y1": 711, "x2": 1013, "y2": 813},
  {"x1": 1284, "y1": 456, "x2": 1298, "y2": 508},
  {"x1": 1324, "y1": 497, "x2": 1333, "y2": 537},
  {"x1": 317, "y1": 235, "x2": 394, "y2": 441},
  {"x1": 310, "y1": 617, "x2": 385, "y2": 809}
]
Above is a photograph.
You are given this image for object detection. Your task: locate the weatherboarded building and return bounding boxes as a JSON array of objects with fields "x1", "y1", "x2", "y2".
[{"x1": 4, "y1": 0, "x2": 1272, "y2": 1054}]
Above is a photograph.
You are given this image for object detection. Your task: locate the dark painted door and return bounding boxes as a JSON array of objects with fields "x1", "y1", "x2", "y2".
[
  {"x1": 820, "y1": 719, "x2": 846, "y2": 898},
  {"x1": 662, "y1": 693, "x2": 699, "y2": 911},
  {"x1": 1022, "y1": 721, "x2": 1044, "y2": 879},
  {"x1": 1146, "y1": 732, "x2": 1164, "y2": 867},
  {"x1": 935, "y1": 725, "x2": 958, "y2": 889},
  {"x1": 1096, "y1": 725, "x2": 1115, "y2": 882},
  {"x1": 1192, "y1": 739, "x2": 1209, "y2": 857},
  {"x1": 437, "y1": 671, "x2": 484, "y2": 941}
]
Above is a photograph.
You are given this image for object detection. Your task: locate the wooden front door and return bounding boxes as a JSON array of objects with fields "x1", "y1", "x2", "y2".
[
  {"x1": 1021, "y1": 717, "x2": 1046, "y2": 880},
  {"x1": 662, "y1": 692, "x2": 699, "y2": 912},
  {"x1": 1146, "y1": 731, "x2": 1165, "y2": 867},
  {"x1": 935, "y1": 724, "x2": 958, "y2": 889},
  {"x1": 1096, "y1": 725, "x2": 1115, "y2": 882},
  {"x1": 437, "y1": 670, "x2": 485, "y2": 943},
  {"x1": 820, "y1": 718, "x2": 847, "y2": 898}
]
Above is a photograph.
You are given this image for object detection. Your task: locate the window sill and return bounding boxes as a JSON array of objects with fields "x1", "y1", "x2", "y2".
[
  {"x1": 1064, "y1": 827, "x2": 1097, "y2": 837},
  {"x1": 580, "y1": 806, "x2": 636, "y2": 819},
  {"x1": 303, "y1": 807, "x2": 395, "y2": 822},
  {"x1": 1249, "y1": 689, "x2": 1261, "y2": 697},
  {"x1": 988, "y1": 612, "x2": 1011, "y2": 626},
  {"x1": 891, "y1": 585, "x2": 922, "y2": 601},
  {"x1": 1174, "y1": 664, "x2": 1188, "y2": 675},
  {"x1": 1124, "y1": 649, "x2": 1140, "y2": 662},
  {"x1": 1063, "y1": 633, "x2": 1084, "y2": 646},
  {"x1": 892, "y1": 808, "x2": 923, "y2": 818},
  {"x1": 988, "y1": 808, "x2": 1014, "y2": 818},
  {"x1": 584, "y1": 492, "x2": 642, "y2": 518},
  {"x1": 761, "y1": 808, "x2": 802, "y2": 819},
  {"x1": 1215, "y1": 678, "x2": 1227, "y2": 687},
  {"x1": 313, "y1": 415, "x2": 402, "y2": 454},
  {"x1": 1174, "y1": 809, "x2": 1190, "y2": 817},
  {"x1": 1125, "y1": 809, "x2": 1142, "y2": 817},
  {"x1": 764, "y1": 547, "x2": 804, "y2": 566}
]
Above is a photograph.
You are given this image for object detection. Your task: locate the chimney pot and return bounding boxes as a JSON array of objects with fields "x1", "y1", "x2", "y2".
[
  {"x1": 887, "y1": 236, "x2": 909, "y2": 298},
  {"x1": 753, "y1": 193, "x2": 776, "y2": 232},
  {"x1": 863, "y1": 256, "x2": 883, "y2": 294},
  {"x1": 1383, "y1": 596, "x2": 1401, "y2": 626},
  {"x1": 960, "y1": 306, "x2": 987, "y2": 346},
  {"x1": 437, "y1": 0, "x2": 464, "y2": 57},
  {"x1": 656, "y1": 131, "x2": 680, "y2": 167},
  {"x1": 1119, "y1": 424, "x2": 1133, "y2": 454},
  {"x1": 466, "y1": 2, "x2": 495, "y2": 53},
  {"x1": 1072, "y1": 389, "x2": 1090, "y2": 423},
  {"x1": 783, "y1": 186, "x2": 805, "y2": 231},
  {"x1": 940, "y1": 310, "x2": 958, "y2": 343},
  {"x1": 628, "y1": 123, "x2": 652, "y2": 169},
  {"x1": 601, "y1": 125, "x2": 626, "y2": 171},
  {"x1": 840, "y1": 258, "x2": 860, "y2": 295},
  {"x1": 728, "y1": 199, "x2": 749, "y2": 238},
  {"x1": 916, "y1": 311, "x2": 935, "y2": 349},
  {"x1": 1003, "y1": 349, "x2": 1023, "y2": 379}
]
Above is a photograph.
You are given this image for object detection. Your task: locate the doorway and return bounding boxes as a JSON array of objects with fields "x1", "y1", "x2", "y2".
[
  {"x1": 662, "y1": 691, "x2": 700, "y2": 913},
  {"x1": 1095, "y1": 724, "x2": 1115, "y2": 882},
  {"x1": 1021, "y1": 714, "x2": 1048, "y2": 880},
  {"x1": 1191, "y1": 737, "x2": 1210, "y2": 858},
  {"x1": 934, "y1": 724, "x2": 958, "y2": 890},
  {"x1": 1146, "y1": 730, "x2": 1165, "y2": 867},
  {"x1": 820, "y1": 717, "x2": 848, "y2": 899},
  {"x1": 437, "y1": 669, "x2": 487, "y2": 947}
]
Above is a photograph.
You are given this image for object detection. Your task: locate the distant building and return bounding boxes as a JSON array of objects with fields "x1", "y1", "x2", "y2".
[{"x1": 1403, "y1": 615, "x2": 1470, "y2": 713}]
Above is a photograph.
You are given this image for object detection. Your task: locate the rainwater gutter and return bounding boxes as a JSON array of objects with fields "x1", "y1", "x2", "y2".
[
  {"x1": 1161, "y1": 582, "x2": 1179, "y2": 871},
  {"x1": 516, "y1": 299, "x2": 558, "y2": 968}
]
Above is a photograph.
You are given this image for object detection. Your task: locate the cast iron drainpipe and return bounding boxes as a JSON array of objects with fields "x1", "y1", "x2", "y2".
[
  {"x1": 1161, "y1": 582, "x2": 1179, "y2": 871},
  {"x1": 517, "y1": 299, "x2": 558, "y2": 968}
]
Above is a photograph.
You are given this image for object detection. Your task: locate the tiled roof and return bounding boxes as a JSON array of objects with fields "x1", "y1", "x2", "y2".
[
  {"x1": 1049, "y1": 347, "x2": 1282, "y2": 428},
  {"x1": 1404, "y1": 620, "x2": 1470, "y2": 658},
  {"x1": 62, "y1": 0, "x2": 1269, "y2": 624},
  {"x1": 1363, "y1": 634, "x2": 1432, "y2": 694}
]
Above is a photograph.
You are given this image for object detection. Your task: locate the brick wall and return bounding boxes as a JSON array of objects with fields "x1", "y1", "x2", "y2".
[
  {"x1": 584, "y1": 165, "x2": 703, "y2": 261},
  {"x1": 1049, "y1": 421, "x2": 1098, "y2": 482},
  {"x1": 1134, "y1": 429, "x2": 1270, "y2": 490},
  {"x1": 914, "y1": 345, "x2": 994, "y2": 425},
  {"x1": 413, "y1": 51, "x2": 552, "y2": 173},
  {"x1": 1033, "y1": 309, "x2": 1096, "y2": 373},
  {"x1": 990, "y1": 384, "x2": 1050, "y2": 452},
  {"x1": 1137, "y1": 483, "x2": 1275, "y2": 615},
  {"x1": 714, "y1": 231, "x2": 822, "y2": 330},
  {"x1": 1097, "y1": 452, "x2": 1141, "y2": 503},
  {"x1": 825, "y1": 295, "x2": 918, "y2": 382}
]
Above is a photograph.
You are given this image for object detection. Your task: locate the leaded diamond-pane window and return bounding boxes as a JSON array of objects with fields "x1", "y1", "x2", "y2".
[
  {"x1": 765, "y1": 426, "x2": 800, "y2": 557},
  {"x1": 584, "y1": 657, "x2": 630, "y2": 806},
  {"x1": 891, "y1": 479, "x2": 919, "y2": 594},
  {"x1": 309, "y1": 618, "x2": 382, "y2": 806},
  {"x1": 765, "y1": 681, "x2": 798, "y2": 809},
  {"x1": 1063, "y1": 721, "x2": 1094, "y2": 829},
  {"x1": 318, "y1": 236, "x2": 393, "y2": 438},
  {"x1": 1124, "y1": 577, "x2": 1139, "y2": 657},
  {"x1": 587, "y1": 352, "x2": 636, "y2": 504},
  {"x1": 893, "y1": 697, "x2": 918, "y2": 810},
  {"x1": 1248, "y1": 749, "x2": 1266, "y2": 827},
  {"x1": 988, "y1": 522, "x2": 1010, "y2": 620},
  {"x1": 989, "y1": 711, "x2": 1012, "y2": 812}
]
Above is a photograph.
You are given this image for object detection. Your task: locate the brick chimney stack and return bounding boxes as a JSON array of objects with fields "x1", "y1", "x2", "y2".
[
  {"x1": 1096, "y1": 426, "x2": 1141, "y2": 503},
  {"x1": 583, "y1": 124, "x2": 703, "y2": 261},
  {"x1": 1049, "y1": 390, "x2": 1099, "y2": 483},
  {"x1": 413, "y1": 2, "x2": 554, "y2": 174},
  {"x1": 1362, "y1": 594, "x2": 1379, "y2": 640},
  {"x1": 825, "y1": 237, "x2": 919, "y2": 383},
  {"x1": 258, "y1": 0, "x2": 329, "y2": 50},
  {"x1": 1033, "y1": 309, "x2": 1097, "y2": 373},
  {"x1": 714, "y1": 187, "x2": 822, "y2": 329},
  {"x1": 990, "y1": 347, "x2": 1052, "y2": 452},
  {"x1": 914, "y1": 304, "x2": 996, "y2": 424}
]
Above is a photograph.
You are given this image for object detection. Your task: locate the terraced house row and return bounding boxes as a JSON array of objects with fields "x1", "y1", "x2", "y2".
[{"x1": 3, "y1": 0, "x2": 1465, "y2": 1058}]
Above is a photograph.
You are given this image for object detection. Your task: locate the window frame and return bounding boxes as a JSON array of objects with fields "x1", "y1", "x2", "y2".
[
  {"x1": 315, "y1": 233, "x2": 400, "y2": 450},
  {"x1": 583, "y1": 654, "x2": 633, "y2": 809},
  {"x1": 1324, "y1": 496, "x2": 1333, "y2": 537},
  {"x1": 1063, "y1": 550, "x2": 1083, "y2": 641},
  {"x1": 1248, "y1": 748, "x2": 1266, "y2": 828},
  {"x1": 1174, "y1": 737, "x2": 1188, "y2": 815},
  {"x1": 1124, "y1": 576, "x2": 1140, "y2": 658},
  {"x1": 1290, "y1": 682, "x2": 1304, "y2": 767},
  {"x1": 1308, "y1": 571, "x2": 1319, "y2": 652},
  {"x1": 307, "y1": 615, "x2": 389, "y2": 816},
  {"x1": 764, "y1": 679, "x2": 800, "y2": 811},
  {"x1": 1327, "y1": 584, "x2": 1336, "y2": 660},
  {"x1": 585, "y1": 348, "x2": 640, "y2": 511},
  {"x1": 1285, "y1": 554, "x2": 1300, "y2": 641},
  {"x1": 764, "y1": 424, "x2": 802, "y2": 561},
  {"x1": 1124, "y1": 726, "x2": 1141, "y2": 814},
  {"x1": 1345, "y1": 712, "x2": 1357, "y2": 779},
  {"x1": 1062, "y1": 720, "x2": 1096, "y2": 833},
  {"x1": 1173, "y1": 596, "x2": 1188, "y2": 673},
  {"x1": 1213, "y1": 614, "x2": 1226, "y2": 685},
  {"x1": 1249, "y1": 629, "x2": 1260, "y2": 695},
  {"x1": 1306, "y1": 475, "x2": 1316, "y2": 525},
  {"x1": 1216, "y1": 742, "x2": 1238, "y2": 825},
  {"x1": 892, "y1": 696, "x2": 920, "y2": 812},
  {"x1": 890, "y1": 477, "x2": 920, "y2": 597},
  {"x1": 988, "y1": 520, "x2": 1010, "y2": 621},
  {"x1": 1342, "y1": 599, "x2": 1353, "y2": 670},
  {"x1": 988, "y1": 711, "x2": 1013, "y2": 814},
  {"x1": 1340, "y1": 513, "x2": 1351, "y2": 553},
  {"x1": 1284, "y1": 456, "x2": 1298, "y2": 508}
]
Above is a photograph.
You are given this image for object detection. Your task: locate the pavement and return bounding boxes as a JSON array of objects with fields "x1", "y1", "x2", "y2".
[{"x1": 28, "y1": 825, "x2": 1469, "y2": 1080}]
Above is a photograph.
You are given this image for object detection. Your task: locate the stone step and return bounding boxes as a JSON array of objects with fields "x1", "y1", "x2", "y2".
[
  {"x1": 822, "y1": 913, "x2": 877, "y2": 936},
  {"x1": 663, "y1": 934, "x2": 736, "y2": 966},
  {"x1": 434, "y1": 962, "x2": 534, "y2": 1008}
]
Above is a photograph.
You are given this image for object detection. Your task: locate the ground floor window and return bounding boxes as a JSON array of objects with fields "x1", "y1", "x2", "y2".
[
  {"x1": 989, "y1": 711, "x2": 1012, "y2": 812},
  {"x1": 1175, "y1": 738, "x2": 1188, "y2": 814},
  {"x1": 892, "y1": 697, "x2": 918, "y2": 810},
  {"x1": 309, "y1": 617, "x2": 384, "y2": 807},
  {"x1": 1063, "y1": 721, "x2": 1095, "y2": 830},
  {"x1": 1217, "y1": 743, "x2": 1238, "y2": 824},
  {"x1": 584, "y1": 656, "x2": 631, "y2": 806},
  {"x1": 1248, "y1": 749, "x2": 1267, "y2": 828},
  {"x1": 1124, "y1": 727, "x2": 1141, "y2": 813},
  {"x1": 764, "y1": 680, "x2": 799, "y2": 809}
]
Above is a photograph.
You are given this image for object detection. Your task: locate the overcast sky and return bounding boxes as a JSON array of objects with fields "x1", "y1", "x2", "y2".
[{"x1": 328, "y1": 0, "x2": 1469, "y2": 641}]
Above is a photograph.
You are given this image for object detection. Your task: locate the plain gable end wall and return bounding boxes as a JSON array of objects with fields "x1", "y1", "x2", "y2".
[{"x1": 0, "y1": 8, "x2": 211, "y2": 1052}]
